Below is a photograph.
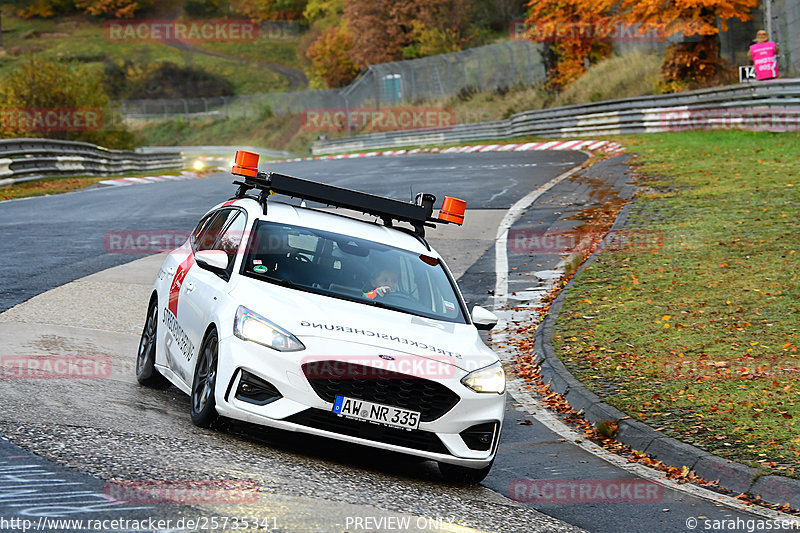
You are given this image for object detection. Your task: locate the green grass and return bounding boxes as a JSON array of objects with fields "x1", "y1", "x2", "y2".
[
  {"x1": 129, "y1": 113, "x2": 318, "y2": 156},
  {"x1": 555, "y1": 51, "x2": 661, "y2": 106},
  {"x1": 551, "y1": 131, "x2": 800, "y2": 474},
  {"x1": 0, "y1": 13, "x2": 297, "y2": 94}
]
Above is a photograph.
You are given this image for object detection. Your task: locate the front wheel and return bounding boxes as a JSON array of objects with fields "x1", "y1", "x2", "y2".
[
  {"x1": 136, "y1": 298, "x2": 170, "y2": 388},
  {"x1": 191, "y1": 329, "x2": 219, "y2": 427},
  {"x1": 438, "y1": 459, "x2": 494, "y2": 484}
]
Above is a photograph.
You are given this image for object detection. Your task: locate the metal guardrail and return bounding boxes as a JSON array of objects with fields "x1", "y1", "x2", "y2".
[
  {"x1": 0, "y1": 138, "x2": 183, "y2": 187},
  {"x1": 311, "y1": 79, "x2": 800, "y2": 154}
]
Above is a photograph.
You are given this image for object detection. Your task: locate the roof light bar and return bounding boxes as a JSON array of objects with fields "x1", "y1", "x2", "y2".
[{"x1": 231, "y1": 150, "x2": 466, "y2": 235}]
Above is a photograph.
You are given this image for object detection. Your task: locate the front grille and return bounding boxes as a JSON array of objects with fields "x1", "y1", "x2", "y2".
[
  {"x1": 301, "y1": 361, "x2": 460, "y2": 422},
  {"x1": 285, "y1": 408, "x2": 450, "y2": 455}
]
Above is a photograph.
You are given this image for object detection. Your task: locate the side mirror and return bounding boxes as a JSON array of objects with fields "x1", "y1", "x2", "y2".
[
  {"x1": 471, "y1": 305, "x2": 498, "y2": 331},
  {"x1": 195, "y1": 249, "x2": 229, "y2": 271}
]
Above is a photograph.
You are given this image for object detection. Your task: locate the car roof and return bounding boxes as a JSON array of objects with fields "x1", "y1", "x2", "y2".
[{"x1": 219, "y1": 197, "x2": 439, "y2": 257}]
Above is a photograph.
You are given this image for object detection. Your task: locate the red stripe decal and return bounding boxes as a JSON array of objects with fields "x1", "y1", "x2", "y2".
[{"x1": 168, "y1": 253, "x2": 196, "y2": 317}]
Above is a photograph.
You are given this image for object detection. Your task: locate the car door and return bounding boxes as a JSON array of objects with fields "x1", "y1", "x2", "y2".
[
  {"x1": 176, "y1": 208, "x2": 247, "y2": 384},
  {"x1": 160, "y1": 210, "x2": 217, "y2": 386}
]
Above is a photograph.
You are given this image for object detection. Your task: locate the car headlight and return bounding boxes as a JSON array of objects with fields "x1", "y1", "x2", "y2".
[
  {"x1": 234, "y1": 306, "x2": 305, "y2": 352},
  {"x1": 461, "y1": 362, "x2": 505, "y2": 394}
]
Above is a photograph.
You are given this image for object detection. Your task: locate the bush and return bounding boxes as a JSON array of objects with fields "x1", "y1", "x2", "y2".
[
  {"x1": 554, "y1": 52, "x2": 661, "y2": 106},
  {"x1": 258, "y1": 104, "x2": 273, "y2": 121},
  {"x1": 0, "y1": 57, "x2": 137, "y2": 149},
  {"x1": 185, "y1": 0, "x2": 230, "y2": 17},
  {"x1": 18, "y1": 0, "x2": 151, "y2": 18},
  {"x1": 305, "y1": 25, "x2": 359, "y2": 88},
  {"x1": 103, "y1": 61, "x2": 236, "y2": 100},
  {"x1": 75, "y1": 0, "x2": 152, "y2": 18},
  {"x1": 17, "y1": 0, "x2": 77, "y2": 18}
]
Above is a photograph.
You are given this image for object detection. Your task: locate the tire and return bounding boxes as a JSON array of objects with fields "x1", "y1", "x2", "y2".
[
  {"x1": 191, "y1": 329, "x2": 219, "y2": 427},
  {"x1": 136, "y1": 298, "x2": 170, "y2": 388},
  {"x1": 438, "y1": 459, "x2": 494, "y2": 484}
]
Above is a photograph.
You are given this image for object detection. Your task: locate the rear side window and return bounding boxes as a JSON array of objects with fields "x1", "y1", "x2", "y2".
[
  {"x1": 191, "y1": 208, "x2": 248, "y2": 272},
  {"x1": 190, "y1": 212, "x2": 216, "y2": 249},
  {"x1": 215, "y1": 212, "x2": 247, "y2": 269},
  {"x1": 194, "y1": 209, "x2": 238, "y2": 252}
]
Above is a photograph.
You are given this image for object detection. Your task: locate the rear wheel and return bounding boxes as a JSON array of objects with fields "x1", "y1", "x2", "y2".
[
  {"x1": 438, "y1": 459, "x2": 494, "y2": 484},
  {"x1": 136, "y1": 298, "x2": 170, "y2": 388},
  {"x1": 191, "y1": 329, "x2": 219, "y2": 427}
]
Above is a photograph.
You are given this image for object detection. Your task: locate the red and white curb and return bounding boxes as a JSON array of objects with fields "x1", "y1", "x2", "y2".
[
  {"x1": 275, "y1": 139, "x2": 625, "y2": 163},
  {"x1": 96, "y1": 140, "x2": 625, "y2": 187},
  {"x1": 98, "y1": 171, "x2": 200, "y2": 187}
]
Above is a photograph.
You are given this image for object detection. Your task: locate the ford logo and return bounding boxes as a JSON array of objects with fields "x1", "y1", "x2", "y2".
[{"x1": 378, "y1": 355, "x2": 395, "y2": 361}]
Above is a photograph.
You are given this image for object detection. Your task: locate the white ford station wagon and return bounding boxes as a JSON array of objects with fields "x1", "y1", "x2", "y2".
[{"x1": 136, "y1": 150, "x2": 506, "y2": 482}]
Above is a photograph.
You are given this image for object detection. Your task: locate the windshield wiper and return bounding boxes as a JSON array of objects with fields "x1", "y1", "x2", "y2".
[{"x1": 248, "y1": 271, "x2": 302, "y2": 290}]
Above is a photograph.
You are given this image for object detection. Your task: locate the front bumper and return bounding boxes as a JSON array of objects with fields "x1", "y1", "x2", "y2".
[{"x1": 213, "y1": 335, "x2": 505, "y2": 467}]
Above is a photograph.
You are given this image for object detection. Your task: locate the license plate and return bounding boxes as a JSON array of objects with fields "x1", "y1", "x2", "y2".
[{"x1": 332, "y1": 395, "x2": 420, "y2": 430}]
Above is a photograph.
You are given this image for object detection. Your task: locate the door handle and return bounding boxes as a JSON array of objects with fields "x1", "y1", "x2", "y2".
[{"x1": 185, "y1": 282, "x2": 195, "y2": 292}]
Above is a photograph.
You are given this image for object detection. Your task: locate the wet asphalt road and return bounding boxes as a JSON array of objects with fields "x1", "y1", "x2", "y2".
[
  {"x1": 0, "y1": 151, "x2": 581, "y2": 315},
  {"x1": 0, "y1": 151, "x2": 769, "y2": 532}
]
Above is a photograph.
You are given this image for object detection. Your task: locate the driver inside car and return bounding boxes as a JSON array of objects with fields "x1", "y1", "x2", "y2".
[{"x1": 363, "y1": 267, "x2": 399, "y2": 299}]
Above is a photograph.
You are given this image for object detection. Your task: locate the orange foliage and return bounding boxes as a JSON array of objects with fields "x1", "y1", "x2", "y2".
[
  {"x1": 659, "y1": 38, "x2": 721, "y2": 91},
  {"x1": 525, "y1": 0, "x2": 759, "y2": 90},
  {"x1": 612, "y1": 0, "x2": 758, "y2": 90},
  {"x1": 305, "y1": 24, "x2": 360, "y2": 88},
  {"x1": 17, "y1": 0, "x2": 150, "y2": 19},
  {"x1": 233, "y1": 0, "x2": 307, "y2": 21},
  {"x1": 75, "y1": 0, "x2": 151, "y2": 18},
  {"x1": 524, "y1": 0, "x2": 613, "y2": 89},
  {"x1": 610, "y1": 0, "x2": 759, "y2": 39},
  {"x1": 344, "y1": 0, "x2": 471, "y2": 68}
]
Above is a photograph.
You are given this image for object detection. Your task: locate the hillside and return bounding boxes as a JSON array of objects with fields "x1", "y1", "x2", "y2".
[{"x1": 0, "y1": 6, "x2": 305, "y2": 95}]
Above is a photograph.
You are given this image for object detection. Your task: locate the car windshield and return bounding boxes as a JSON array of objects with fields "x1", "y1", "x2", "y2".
[{"x1": 241, "y1": 220, "x2": 467, "y2": 324}]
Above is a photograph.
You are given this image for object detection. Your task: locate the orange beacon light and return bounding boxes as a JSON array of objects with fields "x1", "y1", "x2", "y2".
[
  {"x1": 438, "y1": 196, "x2": 466, "y2": 225},
  {"x1": 232, "y1": 150, "x2": 260, "y2": 178}
]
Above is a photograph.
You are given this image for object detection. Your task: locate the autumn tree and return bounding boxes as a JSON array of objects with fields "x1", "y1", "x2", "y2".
[
  {"x1": 233, "y1": 0, "x2": 307, "y2": 21},
  {"x1": 0, "y1": 57, "x2": 136, "y2": 148},
  {"x1": 524, "y1": 0, "x2": 613, "y2": 89},
  {"x1": 344, "y1": 0, "x2": 472, "y2": 68},
  {"x1": 610, "y1": 0, "x2": 759, "y2": 91},
  {"x1": 303, "y1": 0, "x2": 340, "y2": 25},
  {"x1": 525, "y1": 0, "x2": 759, "y2": 91},
  {"x1": 305, "y1": 23, "x2": 358, "y2": 87},
  {"x1": 75, "y1": 0, "x2": 151, "y2": 18},
  {"x1": 17, "y1": 0, "x2": 150, "y2": 18}
]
